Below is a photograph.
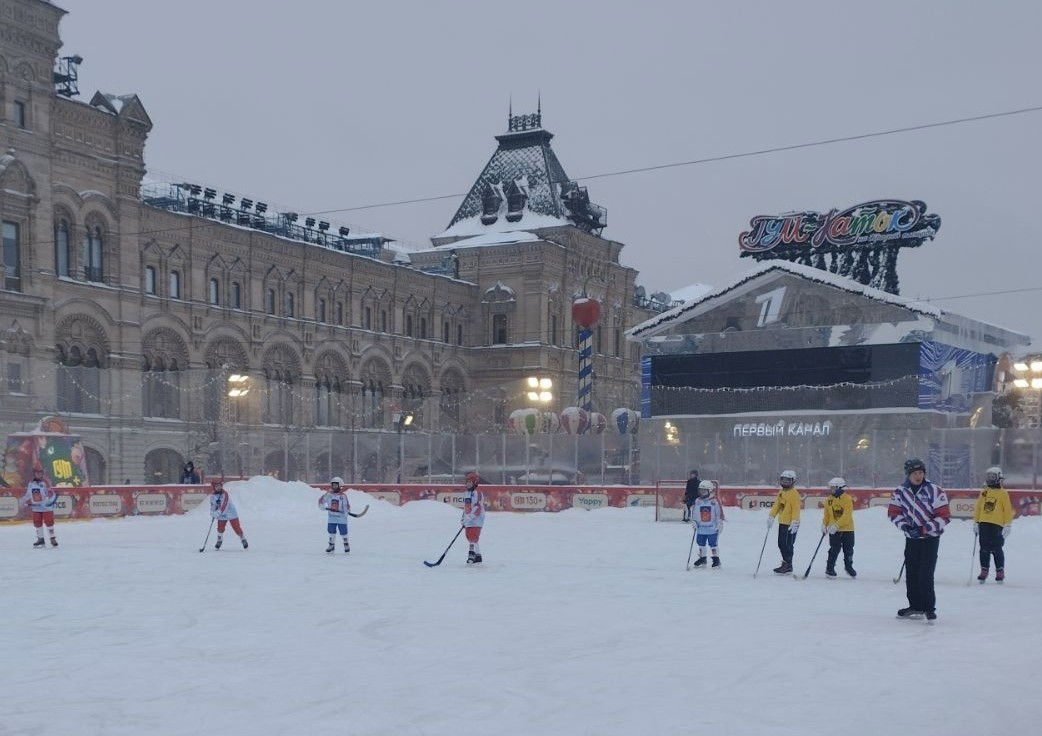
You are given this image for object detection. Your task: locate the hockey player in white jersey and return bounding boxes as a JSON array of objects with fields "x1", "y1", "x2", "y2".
[
  {"x1": 690, "y1": 481, "x2": 723, "y2": 568},
  {"x1": 209, "y1": 480, "x2": 248, "y2": 550},
  {"x1": 21, "y1": 467, "x2": 58, "y2": 548},
  {"x1": 317, "y1": 477, "x2": 351, "y2": 553}
]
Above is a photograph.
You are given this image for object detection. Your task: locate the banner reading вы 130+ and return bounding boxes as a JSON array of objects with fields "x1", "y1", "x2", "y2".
[{"x1": 738, "y1": 199, "x2": 941, "y2": 294}]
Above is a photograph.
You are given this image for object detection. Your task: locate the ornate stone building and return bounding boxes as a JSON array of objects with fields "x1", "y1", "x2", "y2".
[{"x1": 0, "y1": 0, "x2": 655, "y2": 483}]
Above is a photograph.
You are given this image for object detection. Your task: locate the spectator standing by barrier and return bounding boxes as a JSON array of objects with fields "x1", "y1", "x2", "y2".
[
  {"x1": 889, "y1": 458, "x2": 950, "y2": 621},
  {"x1": 181, "y1": 461, "x2": 201, "y2": 484},
  {"x1": 683, "y1": 468, "x2": 700, "y2": 522},
  {"x1": 974, "y1": 466, "x2": 1013, "y2": 583}
]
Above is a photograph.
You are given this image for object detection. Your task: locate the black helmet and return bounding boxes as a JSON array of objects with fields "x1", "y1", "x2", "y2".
[{"x1": 904, "y1": 458, "x2": 926, "y2": 475}]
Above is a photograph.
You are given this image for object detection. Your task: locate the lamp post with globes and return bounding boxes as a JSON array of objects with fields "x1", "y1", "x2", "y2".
[
  {"x1": 1011, "y1": 358, "x2": 1042, "y2": 488},
  {"x1": 525, "y1": 377, "x2": 553, "y2": 484},
  {"x1": 226, "y1": 373, "x2": 250, "y2": 477}
]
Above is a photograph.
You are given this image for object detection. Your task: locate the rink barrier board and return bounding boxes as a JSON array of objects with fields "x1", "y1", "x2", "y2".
[{"x1": 0, "y1": 484, "x2": 1039, "y2": 523}]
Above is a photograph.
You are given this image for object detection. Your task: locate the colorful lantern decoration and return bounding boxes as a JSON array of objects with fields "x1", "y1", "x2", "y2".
[
  {"x1": 560, "y1": 406, "x2": 590, "y2": 435},
  {"x1": 508, "y1": 408, "x2": 540, "y2": 436},
  {"x1": 571, "y1": 296, "x2": 601, "y2": 413},
  {"x1": 541, "y1": 411, "x2": 560, "y2": 434},
  {"x1": 588, "y1": 412, "x2": 607, "y2": 435},
  {"x1": 611, "y1": 408, "x2": 639, "y2": 435}
]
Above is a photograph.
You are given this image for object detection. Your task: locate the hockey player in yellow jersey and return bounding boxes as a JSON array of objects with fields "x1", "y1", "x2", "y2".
[
  {"x1": 821, "y1": 477, "x2": 856, "y2": 578},
  {"x1": 767, "y1": 469, "x2": 801, "y2": 574},
  {"x1": 973, "y1": 466, "x2": 1014, "y2": 583}
]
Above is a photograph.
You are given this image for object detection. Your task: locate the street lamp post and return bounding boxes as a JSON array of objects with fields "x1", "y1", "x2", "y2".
[
  {"x1": 1011, "y1": 359, "x2": 1042, "y2": 489},
  {"x1": 227, "y1": 373, "x2": 250, "y2": 478},
  {"x1": 526, "y1": 376, "x2": 553, "y2": 484}
]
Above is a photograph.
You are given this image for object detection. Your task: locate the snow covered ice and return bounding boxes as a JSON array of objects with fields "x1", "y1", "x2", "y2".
[{"x1": 3, "y1": 476, "x2": 1040, "y2": 736}]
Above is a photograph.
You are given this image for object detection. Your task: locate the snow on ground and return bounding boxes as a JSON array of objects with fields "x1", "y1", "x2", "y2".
[{"x1": 3, "y1": 476, "x2": 1040, "y2": 736}]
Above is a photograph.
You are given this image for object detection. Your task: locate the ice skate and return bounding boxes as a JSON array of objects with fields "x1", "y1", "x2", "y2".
[
  {"x1": 711, "y1": 556, "x2": 721, "y2": 568},
  {"x1": 995, "y1": 568, "x2": 1005, "y2": 583},
  {"x1": 844, "y1": 563, "x2": 856, "y2": 578},
  {"x1": 50, "y1": 537, "x2": 58, "y2": 547},
  {"x1": 214, "y1": 538, "x2": 222, "y2": 550},
  {"x1": 925, "y1": 610, "x2": 937, "y2": 621},
  {"x1": 977, "y1": 567, "x2": 988, "y2": 583},
  {"x1": 693, "y1": 556, "x2": 707, "y2": 568},
  {"x1": 33, "y1": 538, "x2": 45, "y2": 548},
  {"x1": 467, "y1": 550, "x2": 477, "y2": 564},
  {"x1": 326, "y1": 541, "x2": 335, "y2": 553},
  {"x1": 241, "y1": 538, "x2": 248, "y2": 549},
  {"x1": 343, "y1": 540, "x2": 350, "y2": 553},
  {"x1": 773, "y1": 561, "x2": 792, "y2": 574},
  {"x1": 897, "y1": 607, "x2": 924, "y2": 619},
  {"x1": 472, "y1": 553, "x2": 482, "y2": 564},
  {"x1": 825, "y1": 565, "x2": 837, "y2": 577}
]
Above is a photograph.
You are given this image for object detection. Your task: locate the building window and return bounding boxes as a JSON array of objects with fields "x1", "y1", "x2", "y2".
[
  {"x1": 492, "y1": 314, "x2": 508, "y2": 345},
  {"x1": 82, "y1": 228, "x2": 103, "y2": 282},
  {"x1": 145, "y1": 266, "x2": 156, "y2": 294},
  {"x1": 614, "y1": 328, "x2": 621, "y2": 357},
  {"x1": 596, "y1": 325, "x2": 603, "y2": 354},
  {"x1": 443, "y1": 321, "x2": 450, "y2": 343},
  {"x1": 8, "y1": 362, "x2": 24, "y2": 393},
  {"x1": 318, "y1": 298, "x2": 326, "y2": 323},
  {"x1": 56, "y1": 345, "x2": 103, "y2": 414},
  {"x1": 209, "y1": 278, "x2": 220, "y2": 305},
  {"x1": 169, "y1": 271, "x2": 181, "y2": 299},
  {"x1": 550, "y1": 315, "x2": 558, "y2": 346},
  {"x1": 2, "y1": 220, "x2": 21, "y2": 291},
  {"x1": 13, "y1": 101, "x2": 26, "y2": 129},
  {"x1": 142, "y1": 357, "x2": 181, "y2": 419},
  {"x1": 380, "y1": 310, "x2": 387, "y2": 332},
  {"x1": 457, "y1": 324, "x2": 463, "y2": 346},
  {"x1": 55, "y1": 222, "x2": 70, "y2": 277},
  {"x1": 266, "y1": 289, "x2": 276, "y2": 314},
  {"x1": 336, "y1": 301, "x2": 343, "y2": 326},
  {"x1": 285, "y1": 292, "x2": 294, "y2": 317},
  {"x1": 232, "y1": 282, "x2": 242, "y2": 309},
  {"x1": 364, "y1": 307, "x2": 372, "y2": 330},
  {"x1": 420, "y1": 318, "x2": 427, "y2": 340},
  {"x1": 405, "y1": 315, "x2": 413, "y2": 338}
]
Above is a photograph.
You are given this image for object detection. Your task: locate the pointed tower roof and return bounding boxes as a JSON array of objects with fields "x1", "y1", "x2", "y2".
[{"x1": 437, "y1": 110, "x2": 606, "y2": 241}]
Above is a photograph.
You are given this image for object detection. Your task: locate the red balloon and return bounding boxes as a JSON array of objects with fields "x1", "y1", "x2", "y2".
[{"x1": 571, "y1": 297, "x2": 601, "y2": 329}]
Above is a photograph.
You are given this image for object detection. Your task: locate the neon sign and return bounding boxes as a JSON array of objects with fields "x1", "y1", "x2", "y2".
[{"x1": 737, "y1": 199, "x2": 941, "y2": 294}]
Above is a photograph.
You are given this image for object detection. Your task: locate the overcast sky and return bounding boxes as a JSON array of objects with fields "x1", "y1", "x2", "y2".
[{"x1": 56, "y1": 0, "x2": 1042, "y2": 347}]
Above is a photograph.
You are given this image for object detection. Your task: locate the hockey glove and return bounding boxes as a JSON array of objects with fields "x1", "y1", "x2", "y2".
[
  {"x1": 973, "y1": 522, "x2": 979, "y2": 535},
  {"x1": 1002, "y1": 525, "x2": 1012, "y2": 539},
  {"x1": 827, "y1": 524, "x2": 837, "y2": 535},
  {"x1": 906, "y1": 525, "x2": 923, "y2": 540},
  {"x1": 766, "y1": 517, "x2": 775, "y2": 528},
  {"x1": 789, "y1": 521, "x2": 800, "y2": 534}
]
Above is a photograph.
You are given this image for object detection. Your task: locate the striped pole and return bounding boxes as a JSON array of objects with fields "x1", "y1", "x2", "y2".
[{"x1": 577, "y1": 326, "x2": 593, "y2": 413}]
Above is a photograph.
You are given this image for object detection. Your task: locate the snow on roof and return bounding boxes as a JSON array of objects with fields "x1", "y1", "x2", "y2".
[
  {"x1": 669, "y1": 282, "x2": 714, "y2": 305},
  {"x1": 628, "y1": 260, "x2": 943, "y2": 339},
  {"x1": 437, "y1": 210, "x2": 567, "y2": 239}
]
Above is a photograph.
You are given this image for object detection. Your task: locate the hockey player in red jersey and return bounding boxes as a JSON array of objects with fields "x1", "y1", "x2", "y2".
[
  {"x1": 209, "y1": 479, "x2": 248, "y2": 550},
  {"x1": 462, "y1": 471, "x2": 485, "y2": 564},
  {"x1": 22, "y1": 466, "x2": 58, "y2": 547}
]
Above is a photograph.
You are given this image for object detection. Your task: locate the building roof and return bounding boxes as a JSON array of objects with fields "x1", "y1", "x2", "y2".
[{"x1": 437, "y1": 110, "x2": 606, "y2": 240}]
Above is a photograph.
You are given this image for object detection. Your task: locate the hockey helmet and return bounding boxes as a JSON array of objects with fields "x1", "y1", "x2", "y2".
[
  {"x1": 984, "y1": 466, "x2": 1003, "y2": 487},
  {"x1": 697, "y1": 480, "x2": 713, "y2": 498},
  {"x1": 779, "y1": 469, "x2": 796, "y2": 487},
  {"x1": 828, "y1": 476, "x2": 847, "y2": 495},
  {"x1": 210, "y1": 479, "x2": 224, "y2": 492},
  {"x1": 904, "y1": 458, "x2": 926, "y2": 475},
  {"x1": 465, "y1": 471, "x2": 480, "y2": 485},
  {"x1": 330, "y1": 476, "x2": 344, "y2": 491}
]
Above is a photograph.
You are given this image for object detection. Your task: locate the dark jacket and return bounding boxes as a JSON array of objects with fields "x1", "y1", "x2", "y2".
[
  {"x1": 684, "y1": 475, "x2": 701, "y2": 506},
  {"x1": 181, "y1": 463, "x2": 201, "y2": 484}
]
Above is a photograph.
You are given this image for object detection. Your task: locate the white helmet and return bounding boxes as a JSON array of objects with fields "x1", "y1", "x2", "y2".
[
  {"x1": 698, "y1": 480, "x2": 713, "y2": 497},
  {"x1": 330, "y1": 476, "x2": 344, "y2": 490},
  {"x1": 779, "y1": 470, "x2": 796, "y2": 487},
  {"x1": 828, "y1": 477, "x2": 847, "y2": 493},
  {"x1": 984, "y1": 467, "x2": 1003, "y2": 487}
]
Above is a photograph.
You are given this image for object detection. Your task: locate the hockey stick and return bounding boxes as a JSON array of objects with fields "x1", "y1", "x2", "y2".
[
  {"x1": 802, "y1": 532, "x2": 827, "y2": 579},
  {"x1": 348, "y1": 505, "x2": 369, "y2": 518},
  {"x1": 967, "y1": 531, "x2": 978, "y2": 586},
  {"x1": 198, "y1": 518, "x2": 215, "y2": 553},
  {"x1": 892, "y1": 560, "x2": 905, "y2": 584},
  {"x1": 685, "y1": 524, "x2": 697, "y2": 571},
  {"x1": 423, "y1": 526, "x2": 464, "y2": 568},
  {"x1": 753, "y1": 526, "x2": 771, "y2": 578}
]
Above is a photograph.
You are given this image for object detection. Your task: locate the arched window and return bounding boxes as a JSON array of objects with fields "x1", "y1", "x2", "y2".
[
  {"x1": 209, "y1": 278, "x2": 220, "y2": 306},
  {"x1": 82, "y1": 226, "x2": 104, "y2": 282},
  {"x1": 145, "y1": 266, "x2": 156, "y2": 295},
  {"x1": 492, "y1": 314, "x2": 508, "y2": 344},
  {"x1": 285, "y1": 292, "x2": 294, "y2": 318},
  {"x1": 266, "y1": 289, "x2": 276, "y2": 314},
  {"x1": 54, "y1": 220, "x2": 70, "y2": 277},
  {"x1": 405, "y1": 315, "x2": 413, "y2": 338},
  {"x1": 232, "y1": 282, "x2": 242, "y2": 309},
  {"x1": 56, "y1": 345, "x2": 103, "y2": 413},
  {"x1": 169, "y1": 270, "x2": 181, "y2": 299}
]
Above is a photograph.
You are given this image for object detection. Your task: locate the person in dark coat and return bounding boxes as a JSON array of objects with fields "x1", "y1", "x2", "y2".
[
  {"x1": 683, "y1": 469, "x2": 700, "y2": 522},
  {"x1": 181, "y1": 461, "x2": 201, "y2": 484}
]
